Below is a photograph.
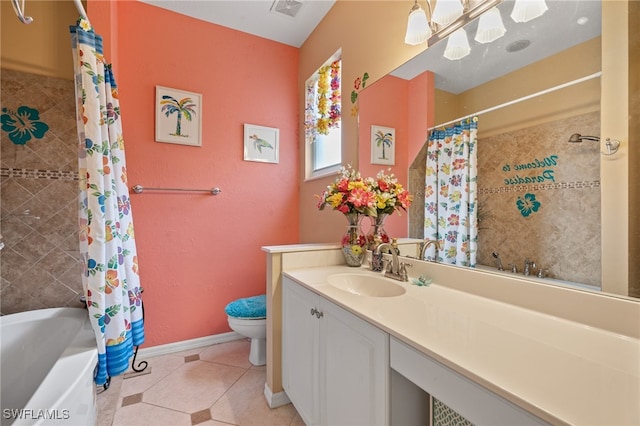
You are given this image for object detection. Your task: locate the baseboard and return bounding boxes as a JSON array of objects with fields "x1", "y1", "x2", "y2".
[
  {"x1": 136, "y1": 331, "x2": 244, "y2": 359},
  {"x1": 264, "y1": 383, "x2": 290, "y2": 408}
]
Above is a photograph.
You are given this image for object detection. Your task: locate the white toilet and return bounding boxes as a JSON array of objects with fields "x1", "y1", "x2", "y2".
[{"x1": 225, "y1": 295, "x2": 267, "y2": 366}]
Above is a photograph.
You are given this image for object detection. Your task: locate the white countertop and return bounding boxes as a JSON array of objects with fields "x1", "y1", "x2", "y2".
[{"x1": 283, "y1": 265, "x2": 640, "y2": 426}]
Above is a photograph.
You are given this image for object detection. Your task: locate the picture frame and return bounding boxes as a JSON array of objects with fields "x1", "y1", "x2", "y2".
[
  {"x1": 243, "y1": 124, "x2": 279, "y2": 164},
  {"x1": 371, "y1": 125, "x2": 395, "y2": 165},
  {"x1": 155, "y1": 86, "x2": 202, "y2": 147}
]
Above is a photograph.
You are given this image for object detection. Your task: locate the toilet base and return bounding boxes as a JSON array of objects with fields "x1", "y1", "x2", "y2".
[{"x1": 249, "y1": 337, "x2": 266, "y2": 366}]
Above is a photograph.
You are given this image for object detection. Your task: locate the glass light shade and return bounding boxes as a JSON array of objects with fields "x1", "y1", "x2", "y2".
[
  {"x1": 510, "y1": 0, "x2": 548, "y2": 23},
  {"x1": 431, "y1": 0, "x2": 464, "y2": 26},
  {"x1": 404, "y1": 6, "x2": 431, "y2": 45},
  {"x1": 444, "y1": 28, "x2": 470, "y2": 60},
  {"x1": 474, "y1": 7, "x2": 506, "y2": 44}
]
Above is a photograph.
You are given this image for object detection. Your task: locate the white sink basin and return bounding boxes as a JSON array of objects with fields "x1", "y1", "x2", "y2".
[{"x1": 327, "y1": 273, "x2": 407, "y2": 297}]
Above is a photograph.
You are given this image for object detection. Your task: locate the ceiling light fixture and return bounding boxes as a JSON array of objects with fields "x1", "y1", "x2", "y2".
[
  {"x1": 444, "y1": 28, "x2": 471, "y2": 60},
  {"x1": 510, "y1": 0, "x2": 548, "y2": 23},
  {"x1": 474, "y1": 6, "x2": 506, "y2": 44},
  {"x1": 431, "y1": 0, "x2": 465, "y2": 26},
  {"x1": 404, "y1": 0, "x2": 432, "y2": 45},
  {"x1": 404, "y1": 0, "x2": 547, "y2": 61}
]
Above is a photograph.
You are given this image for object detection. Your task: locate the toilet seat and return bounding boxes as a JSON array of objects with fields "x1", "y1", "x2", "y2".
[
  {"x1": 224, "y1": 295, "x2": 266, "y2": 319},
  {"x1": 225, "y1": 295, "x2": 267, "y2": 366}
]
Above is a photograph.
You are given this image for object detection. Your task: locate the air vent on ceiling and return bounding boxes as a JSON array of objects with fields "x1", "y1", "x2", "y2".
[{"x1": 271, "y1": 0, "x2": 303, "y2": 18}]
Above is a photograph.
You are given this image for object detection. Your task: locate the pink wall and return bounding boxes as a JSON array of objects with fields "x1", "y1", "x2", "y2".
[
  {"x1": 408, "y1": 71, "x2": 435, "y2": 164},
  {"x1": 108, "y1": 2, "x2": 299, "y2": 347},
  {"x1": 358, "y1": 75, "x2": 410, "y2": 237}
]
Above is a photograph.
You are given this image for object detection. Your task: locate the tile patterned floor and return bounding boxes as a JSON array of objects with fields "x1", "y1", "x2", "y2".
[{"x1": 97, "y1": 339, "x2": 304, "y2": 426}]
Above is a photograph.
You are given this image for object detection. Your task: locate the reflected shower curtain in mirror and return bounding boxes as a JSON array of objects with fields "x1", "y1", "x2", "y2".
[
  {"x1": 424, "y1": 118, "x2": 478, "y2": 266},
  {"x1": 71, "y1": 19, "x2": 145, "y2": 385}
]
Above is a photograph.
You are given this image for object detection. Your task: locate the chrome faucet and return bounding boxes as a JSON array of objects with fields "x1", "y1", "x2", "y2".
[
  {"x1": 524, "y1": 258, "x2": 536, "y2": 276},
  {"x1": 420, "y1": 239, "x2": 441, "y2": 262},
  {"x1": 492, "y1": 252, "x2": 504, "y2": 271},
  {"x1": 375, "y1": 239, "x2": 411, "y2": 281}
]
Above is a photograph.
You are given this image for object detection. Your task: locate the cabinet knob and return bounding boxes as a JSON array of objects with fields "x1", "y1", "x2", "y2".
[
  {"x1": 316, "y1": 311, "x2": 324, "y2": 319},
  {"x1": 310, "y1": 308, "x2": 316, "y2": 316}
]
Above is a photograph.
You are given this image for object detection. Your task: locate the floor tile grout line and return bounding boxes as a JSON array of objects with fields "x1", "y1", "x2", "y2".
[
  {"x1": 205, "y1": 364, "x2": 253, "y2": 424},
  {"x1": 104, "y1": 341, "x2": 299, "y2": 426},
  {"x1": 122, "y1": 400, "x2": 199, "y2": 418}
]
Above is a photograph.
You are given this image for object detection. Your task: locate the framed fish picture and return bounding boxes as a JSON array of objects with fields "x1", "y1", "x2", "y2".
[{"x1": 243, "y1": 124, "x2": 279, "y2": 164}]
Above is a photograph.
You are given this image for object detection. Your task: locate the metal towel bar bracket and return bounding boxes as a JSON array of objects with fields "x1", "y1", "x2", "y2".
[{"x1": 131, "y1": 185, "x2": 222, "y2": 195}]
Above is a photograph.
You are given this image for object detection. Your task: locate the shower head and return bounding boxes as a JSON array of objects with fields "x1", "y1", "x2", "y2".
[{"x1": 568, "y1": 133, "x2": 600, "y2": 143}]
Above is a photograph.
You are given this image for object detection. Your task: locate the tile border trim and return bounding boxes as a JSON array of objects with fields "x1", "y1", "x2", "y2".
[
  {"x1": 1, "y1": 167, "x2": 79, "y2": 181},
  {"x1": 479, "y1": 180, "x2": 600, "y2": 194}
]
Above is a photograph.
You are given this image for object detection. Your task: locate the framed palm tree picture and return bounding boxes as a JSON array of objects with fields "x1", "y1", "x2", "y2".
[
  {"x1": 155, "y1": 86, "x2": 202, "y2": 146},
  {"x1": 371, "y1": 125, "x2": 395, "y2": 165}
]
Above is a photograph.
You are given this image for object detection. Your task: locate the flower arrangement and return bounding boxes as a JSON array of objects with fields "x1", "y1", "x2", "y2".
[
  {"x1": 316, "y1": 164, "x2": 376, "y2": 217},
  {"x1": 366, "y1": 169, "x2": 413, "y2": 217},
  {"x1": 364, "y1": 169, "x2": 413, "y2": 248},
  {"x1": 316, "y1": 165, "x2": 375, "y2": 266},
  {"x1": 316, "y1": 165, "x2": 413, "y2": 262}
]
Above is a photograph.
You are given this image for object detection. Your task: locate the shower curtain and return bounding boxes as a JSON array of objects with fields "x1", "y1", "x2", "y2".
[
  {"x1": 424, "y1": 118, "x2": 478, "y2": 266},
  {"x1": 71, "y1": 19, "x2": 144, "y2": 385}
]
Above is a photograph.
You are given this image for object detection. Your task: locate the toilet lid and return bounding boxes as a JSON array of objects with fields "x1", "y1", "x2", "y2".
[{"x1": 225, "y1": 294, "x2": 266, "y2": 318}]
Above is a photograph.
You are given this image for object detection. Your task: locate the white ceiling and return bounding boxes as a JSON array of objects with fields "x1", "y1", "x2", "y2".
[
  {"x1": 139, "y1": 0, "x2": 335, "y2": 48},
  {"x1": 139, "y1": 0, "x2": 601, "y2": 93}
]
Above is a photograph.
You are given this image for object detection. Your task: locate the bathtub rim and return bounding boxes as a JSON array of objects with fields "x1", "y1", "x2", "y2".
[
  {"x1": 474, "y1": 264, "x2": 601, "y2": 293},
  {"x1": 1, "y1": 307, "x2": 98, "y2": 425}
]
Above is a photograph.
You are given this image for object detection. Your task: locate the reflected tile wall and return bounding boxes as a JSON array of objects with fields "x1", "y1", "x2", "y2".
[
  {"x1": 409, "y1": 111, "x2": 601, "y2": 286},
  {"x1": 0, "y1": 68, "x2": 84, "y2": 315}
]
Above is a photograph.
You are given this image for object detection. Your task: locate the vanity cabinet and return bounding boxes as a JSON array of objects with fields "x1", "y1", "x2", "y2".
[{"x1": 282, "y1": 276, "x2": 389, "y2": 426}]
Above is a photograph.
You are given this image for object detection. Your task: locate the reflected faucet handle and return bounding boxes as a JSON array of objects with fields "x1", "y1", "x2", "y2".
[
  {"x1": 399, "y1": 262, "x2": 412, "y2": 280},
  {"x1": 382, "y1": 258, "x2": 393, "y2": 273}
]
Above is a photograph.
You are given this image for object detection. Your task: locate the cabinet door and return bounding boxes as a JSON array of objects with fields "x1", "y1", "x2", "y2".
[
  {"x1": 282, "y1": 278, "x2": 319, "y2": 425},
  {"x1": 320, "y1": 299, "x2": 389, "y2": 426}
]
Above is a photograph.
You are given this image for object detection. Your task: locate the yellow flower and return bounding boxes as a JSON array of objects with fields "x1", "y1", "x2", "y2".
[
  {"x1": 326, "y1": 193, "x2": 344, "y2": 208},
  {"x1": 351, "y1": 245, "x2": 363, "y2": 255},
  {"x1": 348, "y1": 180, "x2": 366, "y2": 190}
]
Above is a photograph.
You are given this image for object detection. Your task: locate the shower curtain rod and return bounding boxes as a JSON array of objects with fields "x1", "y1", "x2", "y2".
[
  {"x1": 73, "y1": 0, "x2": 88, "y2": 20},
  {"x1": 11, "y1": 0, "x2": 87, "y2": 24},
  {"x1": 428, "y1": 71, "x2": 602, "y2": 131}
]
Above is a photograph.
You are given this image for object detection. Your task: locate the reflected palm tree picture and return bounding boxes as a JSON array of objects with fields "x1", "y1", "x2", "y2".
[{"x1": 371, "y1": 125, "x2": 395, "y2": 165}]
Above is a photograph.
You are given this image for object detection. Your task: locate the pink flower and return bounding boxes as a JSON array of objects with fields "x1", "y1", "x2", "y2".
[
  {"x1": 398, "y1": 190, "x2": 413, "y2": 209},
  {"x1": 348, "y1": 188, "x2": 375, "y2": 208}
]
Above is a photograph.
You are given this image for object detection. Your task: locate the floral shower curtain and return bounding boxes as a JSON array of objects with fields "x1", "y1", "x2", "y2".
[
  {"x1": 424, "y1": 118, "x2": 478, "y2": 266},
  {"x1": 70, "y1": 19, "x2": 144, "y2": 385}
]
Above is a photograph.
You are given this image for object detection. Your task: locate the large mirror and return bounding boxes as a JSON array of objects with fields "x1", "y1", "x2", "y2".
[{"x1": 357, "y1": 0, "x2": 624, "y2": 295}]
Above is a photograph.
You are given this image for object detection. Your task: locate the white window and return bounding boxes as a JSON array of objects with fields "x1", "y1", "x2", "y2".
[{"x1": 305, "y1": 50, "x2": 342, "y2": 180}]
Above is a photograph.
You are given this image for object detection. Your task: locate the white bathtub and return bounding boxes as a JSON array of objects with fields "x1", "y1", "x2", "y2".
[
  {"x1": 1, "y1": 308, "x2": 98, "y2": 426},
  {"x1": 475, "y1": 264, "x2": 601, "y2": 292}
]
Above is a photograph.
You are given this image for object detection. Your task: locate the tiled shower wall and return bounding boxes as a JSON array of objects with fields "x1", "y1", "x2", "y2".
[
  {"x1": 0, "y1": 68, "x2": 84, "y2": 315},
  {"x1": 477, "y1": 111, "x2": 600, "y2": 286},
  {"x1": 409, "y1": 110, "x2": 601, "y2": 286}
]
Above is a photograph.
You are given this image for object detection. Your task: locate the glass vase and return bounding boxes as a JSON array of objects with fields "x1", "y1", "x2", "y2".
[
  {"x1": 341, "y1": 213, "x2": 366, "y2": 267},
  {"x1": 366, "y1": 213, "x2": 391, "y2": 250}
]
